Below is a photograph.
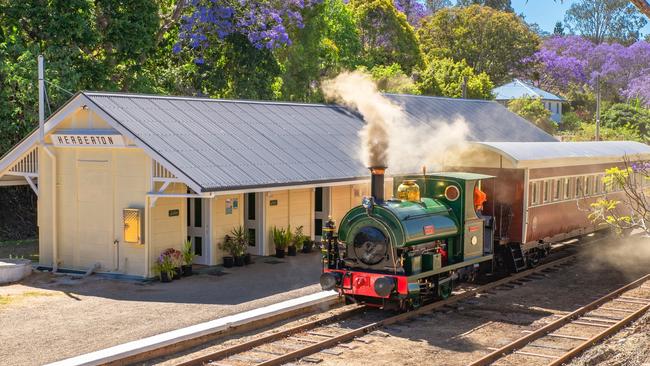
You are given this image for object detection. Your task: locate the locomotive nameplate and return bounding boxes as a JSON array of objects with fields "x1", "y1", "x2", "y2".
[{"x1": 423, "y1": 225, "x2": 435, "y2": 235}]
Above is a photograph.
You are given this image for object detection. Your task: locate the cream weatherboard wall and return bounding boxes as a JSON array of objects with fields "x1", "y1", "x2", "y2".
[
  {"x1": 148, "y1": 183, "x2": 186, "y2": 275},
  {"x1": 38, "y1": 144, "x2": 150, "y2": 277},
  {"x1": 263, "y1": 189, "x2": 313, "y2": 256},
  {"x1": 211, "y1": 194, "x2": 245, "y2": 264}
]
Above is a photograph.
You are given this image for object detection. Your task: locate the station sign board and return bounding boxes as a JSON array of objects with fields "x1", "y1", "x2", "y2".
[{"x1": 52, "y1": 130, "x2": 126, "y2": 147}]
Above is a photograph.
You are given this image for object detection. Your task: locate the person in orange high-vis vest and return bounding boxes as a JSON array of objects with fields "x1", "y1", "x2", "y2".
[{"x1": 474, "y1": 183, "x2": 487, "y2": 213}]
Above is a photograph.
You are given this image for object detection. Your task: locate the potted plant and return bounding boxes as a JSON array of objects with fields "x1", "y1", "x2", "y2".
[
  {"x1": 181, "y1": 240, "x2": 194, "y2": 276},
  {"x1": 229, "y1": 226, "x2": 249, "y2": 266},
  {"x1": 291, "y1": 226, "x2": 307, "y2": 255},
  {"x1": 302, "y1": 239, "x2": 315, "y2": 253},
  {"x1": 219, "y1": 235, "x2": 236, "y2": 268},
  {"x1": 162, "y1": 248, "x2": 183, "y2": 280},
  {"x1": 153, "y1": 254, "x2": 176, "y2": 282},
  {"x1": 272, "y1": 226, "x2": 289, "y2": 258}
]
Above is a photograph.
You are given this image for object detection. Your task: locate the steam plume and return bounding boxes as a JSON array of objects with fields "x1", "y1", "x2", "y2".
[{"x1": 322, "y1": 71, "x2": 468, "y2": 172}]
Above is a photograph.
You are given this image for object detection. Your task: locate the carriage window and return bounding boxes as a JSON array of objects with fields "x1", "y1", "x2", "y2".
[
  {"x1": 563, "y1": 178, "x2": 572, "y2": 200},
  {"x1": 543, "y1": 180, "x2": 550, "y2": 203},
  {"x1": 594, "y1": 175, "x2": 602, "y2": 194},
  {"x1": 575, "y1": 177, "x2": 584, "y2": 197},
  {"x1": 585, "y1": 176, "x2": 593, "y2": 196},
  {"x1": 530, "y1": 182, "x2": 539, "y2": 206},
  {"x1": 553, "y1": 179, "x2": 561, "y2": 201}
]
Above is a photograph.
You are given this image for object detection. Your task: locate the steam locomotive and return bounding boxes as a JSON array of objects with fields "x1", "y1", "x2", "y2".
[{"x1": 319, "y1": 167, "x2": 526, "y2": 310}]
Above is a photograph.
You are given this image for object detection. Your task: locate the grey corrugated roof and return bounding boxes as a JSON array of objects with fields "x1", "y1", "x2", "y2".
[
  {"x1": 83, "y1": 92, "x2": 556, "y2": 192},
  {"x1": 384, "y1": 94, "x2": 557, "y2": 142},
  {"x1": 478, "y1": 141, "x2": 650, "y2": 163}
]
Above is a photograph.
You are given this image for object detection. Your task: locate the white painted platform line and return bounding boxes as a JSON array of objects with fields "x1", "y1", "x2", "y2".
[{"x1": 46, "y1": 290, "x2": 338, "y2": 366}]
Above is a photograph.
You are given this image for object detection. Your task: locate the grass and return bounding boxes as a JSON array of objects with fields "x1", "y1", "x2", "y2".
[{"x1": 0, "y1": 239, "x2": 38, "y2": 261}]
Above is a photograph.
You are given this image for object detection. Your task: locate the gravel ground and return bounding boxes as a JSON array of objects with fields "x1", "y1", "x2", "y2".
[
  {"x1": 0, "y1": 253, "x2": 323, "y2": 366},
  {"x1": 282, "y1": 237, "x2": 650, "y2": 366}
]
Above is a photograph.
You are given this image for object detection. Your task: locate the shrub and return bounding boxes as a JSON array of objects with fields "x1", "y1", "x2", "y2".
[
  {"x1": 560, "y1": 111, "x2": 582, "y2": 132},
  {"x1": 508, "y1": 97, "x2": 557, "y2": 134},
  {"x1": 601, "y1": 103, "x2": 650, "y2": 138},
  {"x1": 417, "y1": 57, "x2": 493, "y2": 99}
]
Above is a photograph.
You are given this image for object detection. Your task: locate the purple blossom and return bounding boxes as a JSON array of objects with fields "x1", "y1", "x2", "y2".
[
  {"x1": 177, "y1": 0, "x2": 322, "y2": 54},
  {"x1": 529, "y1": 36, "x2": 650, "y2": 107}
]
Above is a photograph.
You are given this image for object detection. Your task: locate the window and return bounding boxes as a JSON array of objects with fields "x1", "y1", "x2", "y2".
[
  {"x1": 563, "y1": 178, "x2": 572, "y2": 200},
  {"x1": 315, "y1": 218, "x2": 323, "y2": 236},
  {"x1": 543, "y1": 180, "x2": 550, "y2": 203},
  {"x1": 530, "y1": 182, "x2": 539, "y2": 205},
  {"x1": 553, "y1": 179, "x2": 561, "y2": 201},
  {"x1": 585, "y1": 176, "x2": 593, "y2": 196},
  {"x1": 315, "y1": 187, "x2": 323, "y2": 212},
  {"x1": 594, "y1": 175, "x2": 602, "y2": 194},
  {"x1": 194, "y1": 198, "x2": 202, "y2": 227},
  {"x1": 575, "y1": 177, "x2": 584, "y2": 197},
  {"x1": 247, "y1": 193, "x2": 256, "y2": 220}
]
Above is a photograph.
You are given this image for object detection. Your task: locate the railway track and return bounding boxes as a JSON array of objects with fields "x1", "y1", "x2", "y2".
[
  {"x1": 174, "y1": 253, "x2": 582, "y2": 366},
  {"x1": 468, "y1": 273, "x2": 650, "y2": 366}
]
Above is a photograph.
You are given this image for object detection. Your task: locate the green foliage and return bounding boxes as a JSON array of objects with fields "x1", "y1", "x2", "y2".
[
  {"x1": 349, "y1": 0, "x2": 423, "y2": 73},
  {"x1": 456, "y1": 0, "x2": 513, "y2": 12},
  {"x1": 271, "y1": 226, "x2": 292, "y2": 250},
  {"x1": 152, "y1": 253, "x2": 176, "y2": 278},
  {"x1": 278, "y1": 0, "x2": 361, "y2": 102},
  {"x1": 417, "y1": 57, "x2": 493, "y2": 99},
  {"x1": 601, "y1": 103, "x2": 650, "y2": 139},
  {"x1": 418, "y1": 5, "x2": 539, "y2": 85},
  {"x1": 564, "y1": 122, "x2": 642, "y2": 142},
  {"x1": 560, "y1": 111, "x2": 583, "y2": 132},
  {"x1": 291, "y1": 226, "x2": 309, "y2": 250},
  {"x1": 181, "y1": 240, "x2": 194, "y2": 265},
  {"x1": 363, "y1": 64, "x2": 419, "y2": 94},
  {"x1": 219, "y1": 226, "x2": 249, "y2": 257},
  {"x1": 508, "y1": 97, "x2": 558, "y2": 134}
]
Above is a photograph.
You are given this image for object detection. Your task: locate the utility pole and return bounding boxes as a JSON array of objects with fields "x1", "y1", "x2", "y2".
[
  {"x1": 38, "y1": 55, "x2": 45, "y2": 144},
  {"x1": 461, "y1": 76, "x2": 468, "y2": 99},
  {"x1": 595, "y1": 75, "x2": 601, "y2": 141}
]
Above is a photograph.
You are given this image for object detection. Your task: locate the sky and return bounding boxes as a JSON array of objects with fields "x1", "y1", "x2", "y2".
[{"x1": 511, "y1": 0, "x2": 650, "y2": 36}]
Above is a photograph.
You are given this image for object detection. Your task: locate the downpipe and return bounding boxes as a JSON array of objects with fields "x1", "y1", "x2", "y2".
[{"x1": 43, "y1": 145, "x2": 58, "y2": 273}]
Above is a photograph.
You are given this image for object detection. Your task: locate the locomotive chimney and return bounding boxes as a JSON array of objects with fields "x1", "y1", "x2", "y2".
[{"x1": 369, "y1": 167, "x2": 386, "y2": 203}]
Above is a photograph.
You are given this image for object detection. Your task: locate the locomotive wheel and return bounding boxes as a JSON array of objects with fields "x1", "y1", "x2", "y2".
[
  {"x1": 527, "y1": 250, "x2": 540, "y2": 268},
  {"x1": 439, "y1": 281, "x2": 452, "y2": 299},
  {"x1": 344, "y1": 295, "x2": 356, "y2": 305}
]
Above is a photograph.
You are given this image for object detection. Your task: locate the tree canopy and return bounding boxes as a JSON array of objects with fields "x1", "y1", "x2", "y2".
[
  {"x1": 564, "y1": 0, "x2": 647, "y2": 43},
  {"x1": 418, "y1": 5, "x2": 539, "y2": 85}
]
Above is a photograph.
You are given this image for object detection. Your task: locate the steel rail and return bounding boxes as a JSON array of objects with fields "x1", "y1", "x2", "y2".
[
  {"x1": 548, "y1": 300, "x2": 650, "y2": 366},
  {"x1": 175, "y1": 304, "x2": 366, "y2": 366},
  {"x1": 467, "y1": 273, "x2": 650, "y2": 366},
  {"x1": 198, "y1": 254, "x2": 579, "y2": 366}
]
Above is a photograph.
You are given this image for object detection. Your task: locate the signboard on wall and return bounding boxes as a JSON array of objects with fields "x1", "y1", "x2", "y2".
[{"x1": 52, "y1": 130, "x2": 126, "y2": 147}]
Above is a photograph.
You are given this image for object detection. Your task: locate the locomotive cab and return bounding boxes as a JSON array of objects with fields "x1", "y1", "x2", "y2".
[{"x1": 321, "y1": 170, "x2": 495, "y2": 309}]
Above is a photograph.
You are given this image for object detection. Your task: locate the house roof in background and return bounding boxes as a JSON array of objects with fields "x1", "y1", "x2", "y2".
[
  {"x1": 492, "y1": 79, "x2": 565, "y2": 102},
  {"x1": 384, "y1": 94, "x2": 557, "y2": 143}
]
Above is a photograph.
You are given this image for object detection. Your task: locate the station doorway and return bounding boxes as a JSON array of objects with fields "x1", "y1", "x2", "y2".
[
  {"x1": 187, "y1": 197, "x2": 209, "y2": 265},
  {"x1": 244, "y1": 192, "x2": 265, "y2": 256},
  {"x1": 314, "y1": 187, "x2": 330, "y2": 242}
]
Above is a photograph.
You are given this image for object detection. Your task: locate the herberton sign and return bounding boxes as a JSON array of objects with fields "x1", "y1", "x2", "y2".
[{"x1": 52, "y1": 130, "x2": 126, "y2": 147}]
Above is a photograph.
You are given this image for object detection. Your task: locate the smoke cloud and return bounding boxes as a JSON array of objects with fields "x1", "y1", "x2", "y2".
[{"x1": 322, "y1": 71, "x2": 469, "y2": 173}]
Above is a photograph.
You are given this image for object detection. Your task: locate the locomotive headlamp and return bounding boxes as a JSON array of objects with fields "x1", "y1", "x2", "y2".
[
  {"x1": 374, "y1": 276, "x2": 396, "y2": 297},
  {"x1": 320, "y1": 272, "x2": 341, "y2": 291}
]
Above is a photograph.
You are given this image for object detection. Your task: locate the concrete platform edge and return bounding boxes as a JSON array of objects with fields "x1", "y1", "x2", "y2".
[{"x1": 45, "y1": 290, "x2": 338, "y2": 366}]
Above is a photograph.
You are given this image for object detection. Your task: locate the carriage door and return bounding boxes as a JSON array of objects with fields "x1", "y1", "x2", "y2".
[
  {"x1": 314, "y1": 187, "x2": 331, "y2": 242},
  {"x1": 244, "y1": 193, "x2": 264, "y2": 255},
  {"x1": 187, "y1": 197, "x2": 208, "y2": 265}
]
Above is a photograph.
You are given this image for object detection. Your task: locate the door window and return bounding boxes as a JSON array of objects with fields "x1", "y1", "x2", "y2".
[
  {"x1": 315, "y1": 187, "x2": 323, "y2": 212},
  {"x1": 247, "y1": 193, "x2": 256, "y2": 220},
  {"x1": 194, "y1": 236, "x2": 203, "y2": 256}
]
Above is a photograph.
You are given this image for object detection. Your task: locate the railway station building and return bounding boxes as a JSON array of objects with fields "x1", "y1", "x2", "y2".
[{"x1": 0, "y1": 91, "x2": 555, "y2": 278}]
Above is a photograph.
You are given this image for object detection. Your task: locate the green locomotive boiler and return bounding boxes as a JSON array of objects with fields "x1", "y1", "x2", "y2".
[{"x1": 320, "y1": 167, "x2": 495, "y2": 310}]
